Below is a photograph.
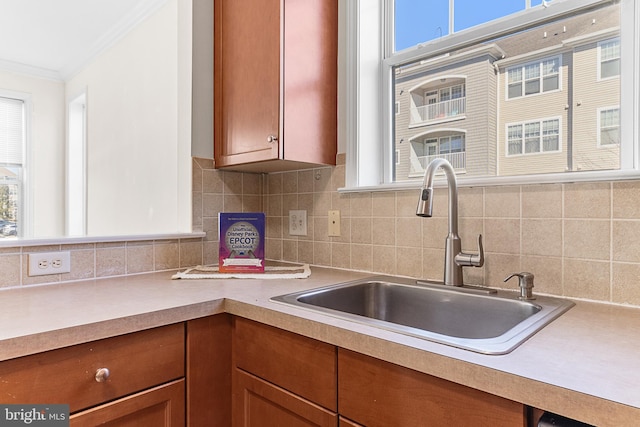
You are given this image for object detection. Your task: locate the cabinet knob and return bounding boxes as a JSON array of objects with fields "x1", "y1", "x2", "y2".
[
  {"x1": 267, "y1": 135, "x2": 278, "y2": 143},
  {"x1": 94, "y1": 367, "x2": 110, "y2": 383}
]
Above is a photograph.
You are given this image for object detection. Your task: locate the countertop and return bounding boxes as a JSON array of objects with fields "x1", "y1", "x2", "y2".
[{"x1": 1, "y1": 266, "x2": 639, "y2": 426}]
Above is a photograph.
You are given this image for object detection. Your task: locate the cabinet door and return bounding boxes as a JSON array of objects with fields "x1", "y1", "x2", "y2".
[
  {"x1": 214, "y1": 0, "x2": 337, "y2": 171},
  {"x1": 338, "y1": 349, "x2": 526, "y2": 427},
  {"x1": 233, "y1": 369, "x2": 337, "y2": 427},
  {"x1": 214, "y1": 0, "x2": 281, "y2": 167},
  {"x1": 70, "y1": 379, "x2": 185, "y2": 427},
  {"x1": 282, "y1": 0, "x2": 338, "y2": 166}
]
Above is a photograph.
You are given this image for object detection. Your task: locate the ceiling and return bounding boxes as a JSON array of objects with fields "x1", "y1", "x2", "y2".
[{"x1": 0, "y1": 0, "x2": 165, "y2": 80}]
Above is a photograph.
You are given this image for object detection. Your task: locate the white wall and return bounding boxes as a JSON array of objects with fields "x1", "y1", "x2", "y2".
[{"x1": 66, "y1": 0, "x2": 191, "y2": 236}]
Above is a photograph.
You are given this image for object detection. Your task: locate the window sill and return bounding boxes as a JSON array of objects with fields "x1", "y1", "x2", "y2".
[{"x1": 340, "y1": 169, "x2": 640, "y2": 193}]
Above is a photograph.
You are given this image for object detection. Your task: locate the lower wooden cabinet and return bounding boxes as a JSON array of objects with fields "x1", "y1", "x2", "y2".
[
  {"x1": 338, "y1": 348, "x2": 526, "y2": 427},
  {"x1": 234, "y1": 369, "x2": 337, "y2": 427},
  {"x1": 233, "y1": 317, "x2": 337, "y2": 411},
  {"x1": 232, "y1": 317, "x2": 338, "y2": 426},
  {"x1": 0, "y1": 323, "x2": 186, "y2": 426},
  {"x1": 231, "y1": 318, "x2": 529, "y2": 427},
  {"x1": 0, "y1": 314, "x2": 539, "y2": 427},
  {"x1": 70, "y1": 380, "x2": 185, "y2": 426}
]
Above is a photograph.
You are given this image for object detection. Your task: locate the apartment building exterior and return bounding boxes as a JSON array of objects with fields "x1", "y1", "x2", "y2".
[{"x1": 394, "y1": 2, "x2": 620, "y2": 181}]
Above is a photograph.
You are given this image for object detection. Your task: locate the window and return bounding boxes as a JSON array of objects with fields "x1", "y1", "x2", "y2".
[
  {"x1": 507, "y1": 57, "x2": 560, "y2": 99},
  {"x1": 599, "y1": 38, "x2": 620, "y2": 80},
  {"x1": 346, "y1": 0, "x2": 636, "y2": 189},
  {"x1": 0, "y1": 95, "x2": 24, "y2": 238},
  {"x1": 599, "y1": 107, "x2": 620, "y2": 146},
  {"x1": 507, "y1": 118, "x2": 561, "y2": 156}
]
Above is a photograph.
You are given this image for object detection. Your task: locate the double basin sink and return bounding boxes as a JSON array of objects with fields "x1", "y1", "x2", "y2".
[{"x1": 272, "y1": 276, "x2": 574, "y2": 354}]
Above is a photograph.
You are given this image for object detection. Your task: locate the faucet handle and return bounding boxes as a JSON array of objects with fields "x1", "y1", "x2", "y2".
[
  {"x1": 454, "y1": 234, "x2": 484, "y2": 267},
  {"x1": 474, "y1": 234, "x2": 484, "y2": 267},
  {"x1": 504, "y1": 272, "x2": 535, "y2": 300}
]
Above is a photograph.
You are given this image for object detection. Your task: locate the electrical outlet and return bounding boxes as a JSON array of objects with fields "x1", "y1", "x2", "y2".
[
  {"x1": 328, "y1": 210, "x2": 341, "y2": 236},
  {"x1": 289, "y1": 210, "x2": 307, "y2": 236},
  {"x1": 28, "y1": 251, "x2": 71, "y2": 276}
]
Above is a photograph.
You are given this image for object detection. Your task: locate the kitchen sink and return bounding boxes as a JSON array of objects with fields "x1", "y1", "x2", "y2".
[{"x1": 271, "y1": 276, "x2": 574, "y2": 354}]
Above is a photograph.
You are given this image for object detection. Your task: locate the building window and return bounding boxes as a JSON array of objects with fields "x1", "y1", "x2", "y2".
[
  {"x1": 0, "y1": 95, "x2": 24, "y2": 238},
  {"x1": 507, "y1": 56, "x2": 560, "y2": 99},
  {"x1": 507, "y1": 118, "x2": 561, "y2": 156},
  {"x1": 599, "y1": 38, "x2": 620, "y2": 80},
  {"x1": 599, "y1": 107, "x2": 620, "y2": 146}
]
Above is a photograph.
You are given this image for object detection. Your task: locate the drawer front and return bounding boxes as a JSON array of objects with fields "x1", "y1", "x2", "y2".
[
  {"x1": 0, "y1": 323, "x2": 185, "y2": 413},
  {"x1": 234, "y1": 317, "x2": 337, "y2": 411}
]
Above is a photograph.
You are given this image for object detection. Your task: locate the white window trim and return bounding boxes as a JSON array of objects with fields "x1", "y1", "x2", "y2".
[
  {"x1": 597, "y1": 105, "x2": 621, "y2": 147},
  {"x1": 505, "y1": 55, "x2": 562, "y2": 101},
  {"x1": 505, "y1": 116, "x2": 563, "y2": 157},
  {"x1": 343, "y1": 0, "x2": 640, "y2": 192},
  {"x1": 597, "y1": 37, "x2": 621, "y2": 81}
]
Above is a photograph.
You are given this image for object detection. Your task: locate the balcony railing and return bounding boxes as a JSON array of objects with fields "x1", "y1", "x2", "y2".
[
  {"x1": 410, "y1": 152, "x2": 466, "y2": 175},
  {"x1": 410, "y1": 97, "x2": 466, "y2": 126}
]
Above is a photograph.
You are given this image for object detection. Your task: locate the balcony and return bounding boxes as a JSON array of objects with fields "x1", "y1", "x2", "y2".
[
  {"x1": 410, "y1": 152, "x2": 466, "y2": 175},
  {"x1": 410, "y1": 97, "x2": 466, "y2": 126}
]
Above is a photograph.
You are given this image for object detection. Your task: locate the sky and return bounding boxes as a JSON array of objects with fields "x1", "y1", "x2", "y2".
[{"x1": 395, "y1": 0, "x2": 549, "y2": 51}]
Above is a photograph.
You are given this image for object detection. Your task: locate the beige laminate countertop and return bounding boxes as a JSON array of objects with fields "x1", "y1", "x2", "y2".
[{"x1": 1, "y1": 266, "x2": 638, "y2": 426}]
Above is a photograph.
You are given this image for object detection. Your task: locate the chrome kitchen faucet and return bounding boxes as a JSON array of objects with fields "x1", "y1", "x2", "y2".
[{"x1": 416, "y1": 158, "x2": 484, "y2": 286}]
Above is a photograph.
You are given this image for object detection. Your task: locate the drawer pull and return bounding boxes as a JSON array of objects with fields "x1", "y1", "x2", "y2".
[{"x1": 94, "y1": 367, "x2": 110, "y2": 383}]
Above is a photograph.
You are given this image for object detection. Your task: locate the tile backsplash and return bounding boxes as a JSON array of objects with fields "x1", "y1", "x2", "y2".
[
  {"x1": 3, "y1": 154, "x2": 640, "y2": 308},
  {"x1": 194, "y1": 154, "x2": 640, "y2": 307}
]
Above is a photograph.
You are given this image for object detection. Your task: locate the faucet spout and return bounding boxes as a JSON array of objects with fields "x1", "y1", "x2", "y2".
[{"x1": 416, "y1": 158, "x2": 484, "y2": 286}]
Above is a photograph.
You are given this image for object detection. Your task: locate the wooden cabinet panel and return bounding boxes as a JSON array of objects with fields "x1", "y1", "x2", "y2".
[
  {"x1": 338, "y1": 349, "x2": 526, "y2": 427},
  {"x1": 282, "y1": 0, "x2": 338, "y2": 166},
  {"x1": 214, "y1": 0, "x2": 280, "y2": 166},
  {"x1": 186, "y1": 314, "x2": 232, "y2": 427},
  {"x1": 70, "y1": 379, "x2": 185, "y2": 427},
  {"x1": 234, "y1": 317, "x2": 337, "y2": 411},
  {"x1": 213, "y1": 0, "x2": 337, "y2": 172},
  {"x1": 234, "y1": 369, "x2": 337, "y2": 427},
  {"x1": 0, "y1": 323, "x2": 185, "y2": 413}
]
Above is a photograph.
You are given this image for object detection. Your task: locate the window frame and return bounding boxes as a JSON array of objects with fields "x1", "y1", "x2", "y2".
[
  {"x1": 506, "y1": 56, "x2": 561, "y2": 100},
  {"x1": 598, "y1": 105, "x2": 621, "y2": 147},
  {"x1": 505, "y1": 117, "x2": 563, "y2": 157},
  {"x1": 598, "y1": 37, "x2": 621, "y2": 81},
  {"x1": 343, "y1": 0, "x2": 640, "y2": 191}
]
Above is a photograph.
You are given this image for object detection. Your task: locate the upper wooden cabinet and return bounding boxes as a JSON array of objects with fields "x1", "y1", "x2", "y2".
[{"x1": 213, "y1": 0, "x2": 338, "y2": 172}]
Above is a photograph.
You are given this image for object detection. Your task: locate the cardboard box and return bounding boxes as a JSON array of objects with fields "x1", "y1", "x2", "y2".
[{"x1": 218, "y1": 212, "x2": 265, "y2": 272}]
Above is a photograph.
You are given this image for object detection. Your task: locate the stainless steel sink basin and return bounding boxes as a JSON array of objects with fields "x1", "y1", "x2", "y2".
[{"x1": 272, "y1": 276, "x2": 574, "y2": 354}]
